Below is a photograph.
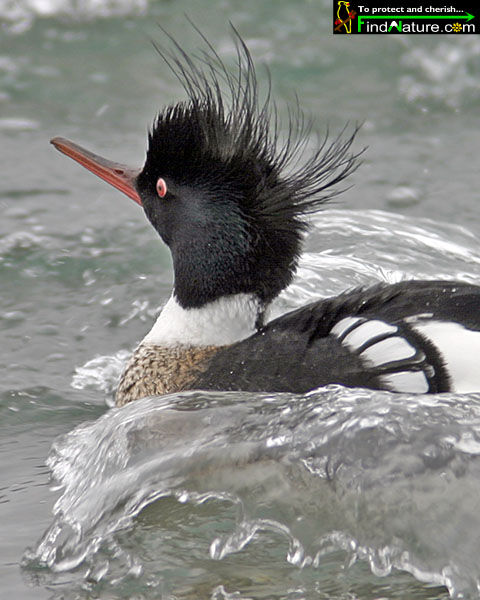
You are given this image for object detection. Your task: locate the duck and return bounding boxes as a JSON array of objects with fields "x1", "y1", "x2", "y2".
[{"x1": 51, "y1": 29, "x2": 480, "y2": 405}]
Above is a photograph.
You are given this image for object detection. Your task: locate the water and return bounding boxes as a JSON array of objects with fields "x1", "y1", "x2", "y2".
[
  {"x1": 2, "y1": 0, "x2": 480, "y2": 598},
  {"x1": 25, "y1": 389, "x2": 480, "y2": 599}
]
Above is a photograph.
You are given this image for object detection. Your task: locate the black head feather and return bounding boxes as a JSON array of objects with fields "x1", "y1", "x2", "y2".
[{"x1": 135, "y1": 27, "x2": 361, "y2": 311}]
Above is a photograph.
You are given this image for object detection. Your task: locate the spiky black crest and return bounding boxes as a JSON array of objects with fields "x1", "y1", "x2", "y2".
[{"x1": 136, "y1": 26, "x2": 361, "y2": 310}]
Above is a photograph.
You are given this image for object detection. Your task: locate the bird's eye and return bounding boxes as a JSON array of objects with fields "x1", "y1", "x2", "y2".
[{"x1": 156, "y1": 177, "x2": 167, "y2": 198}]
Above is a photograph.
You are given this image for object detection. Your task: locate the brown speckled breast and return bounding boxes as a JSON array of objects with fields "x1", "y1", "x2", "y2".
[{"x1": 115, "y1": 344, "x2": 222, "y2": 406}]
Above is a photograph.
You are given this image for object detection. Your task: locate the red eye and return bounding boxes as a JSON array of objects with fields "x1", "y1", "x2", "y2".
[{"x1": 156, "y1": 177, "x2": 167, "y2": 198}]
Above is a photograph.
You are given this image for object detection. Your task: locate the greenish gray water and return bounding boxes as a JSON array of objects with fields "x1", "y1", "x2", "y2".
[{"x1": 2, "y1": 1, "x2": 480, "y2": 598}]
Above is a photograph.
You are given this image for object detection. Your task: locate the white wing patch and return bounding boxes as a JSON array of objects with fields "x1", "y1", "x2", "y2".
[
  {"x1": 342, "y1": 320, "x2": 398, "y2": 350},
  {"x1": 331, "y1": 316, "x2": 430, "y2": 393},
  {"x1": 382, "y1": 371, "x2": 429, "y2": 394},
  {"x1": 333, "y1": 316, "x2": 480, "y2": 394},
  {"x1": 413, "y1": 321, "x2": 480, "y2": 393},
  {"x1": 332, "y1": 317, "x2": 416, "y2": 365},
  {"x1": 361, "y1": 336, "x2": 416, "y2": 364},
  {"x1": 330, "y1": 316, "x2": 363, "y2": 338}
]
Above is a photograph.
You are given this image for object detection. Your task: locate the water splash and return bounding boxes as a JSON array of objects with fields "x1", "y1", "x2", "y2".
[
  {"x1": 71, "y1": 349, "x2": 130, "y2": 395},
  {"x1": 25, "y1": 388, "x2": 480, "y2": 598},
  {"x1": 281, "y1": 209, "x2": 480, "y2": 309}
]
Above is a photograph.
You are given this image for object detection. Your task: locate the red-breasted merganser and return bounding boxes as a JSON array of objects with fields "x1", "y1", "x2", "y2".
[{"x1": 51, "y1": 30, "x2": 480, "y2": 405}]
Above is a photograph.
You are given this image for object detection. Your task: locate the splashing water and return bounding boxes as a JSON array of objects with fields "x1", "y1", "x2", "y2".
[{"x1": 25, "y1": 386, "x2": 480, "y2": 598}]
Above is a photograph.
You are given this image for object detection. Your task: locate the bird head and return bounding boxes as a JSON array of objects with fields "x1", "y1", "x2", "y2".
[{"x1": 51, "y1": 28, "x2": 360, "y2": 310}]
